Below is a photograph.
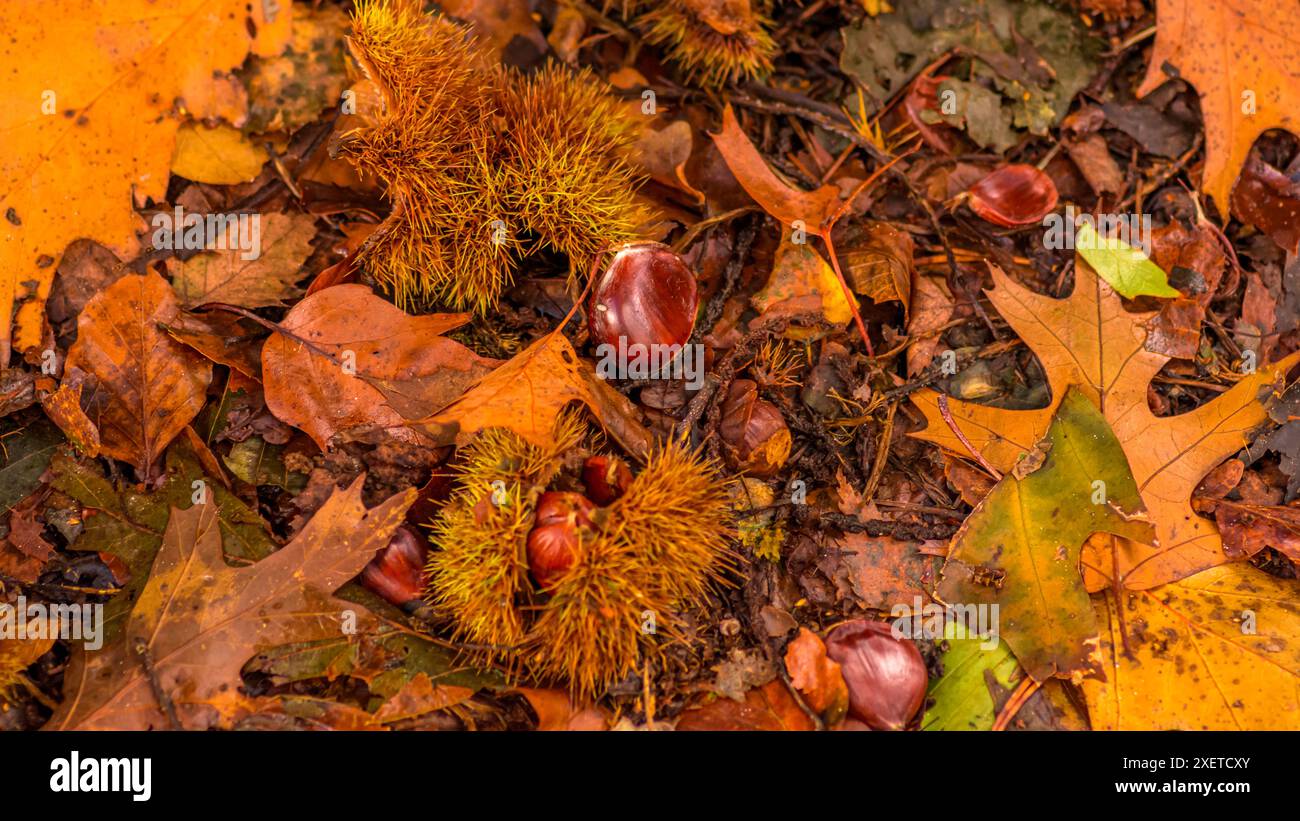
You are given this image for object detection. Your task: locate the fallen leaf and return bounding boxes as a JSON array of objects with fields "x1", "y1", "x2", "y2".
[
  {"x1": 412, "y1": 331, "x2": 654, "y2": 455},
  {"x1": 1084, "y1": 562, "x2": 1300, "y2": 730},
  {"x1": 710, "y1": 105, "x2": 840, "y2": 230},
  {"x1": 64, "y1": 274, "x2": 212, "y2": 480},
  {"x1": 1138, "y1": 0, "x2": 1300, "y2": 217},
  {"x1": 922, "y1": 622, "x2": 1020, "y2": 731},
  {"x1": 261, "y1": 284, "x2": 496, "y2": 449},
  {"x1": 168, "y1": 212, "x2": 316, "y2": 308},
  {"x1": 1075, "y1": 221, "x2": 1180, "y2": 299},
  {"x1": 675, "y1": 680, "x2": 815, "y2": 731},
  {"x1": 241, "y1": 4, "x2": 350, "y2": 134},
  {"x1": 40, "y1": 381, "x2": 100, "y2": 457},
  {"x1": 0, "y1": 0, "x2": 284, "y2": 361},
  {"x1": 47, "y1": 479, "x2": 414, "y2": 730},
  {"x1": 905, "y1": 274, "x2": 955, "y2": 375},
  {"x1": 517, "y1": 687, "x2": 609, "y2": 731},
  {"x1": 783, "y1": 628, "x2": 849, "y2": 724},
  {"x1": 940, "y1": 388, "x2": 1156, "y2": 681},
  {"x1": 841, "y1": 221, "x2": 915, "y2": 315},
  {"x1": 911, "y1": 258, "x2": 1299, "y2": 590},
  {"x1": 751, "y1": 229, "x2": 853, "y2": 333},
  {"x1": 1231, "y1": 153, "x2": 1300, "y2": 254},
  {"x1": 1201, "y1": 498, "x2": 1300, "y2": 562},
  {"x1": 170, "y1": 123, "x2": 267, "y2": 185},
  {"x1": 373, "y1": 673, "x2": 474, "y2": 724},
  {"x1": 824, "y1": 532, "x2": 939, "y2": 610}
]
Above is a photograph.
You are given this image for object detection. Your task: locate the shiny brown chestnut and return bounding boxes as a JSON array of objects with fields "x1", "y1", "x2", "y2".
[
  {"x1": 587, "y1": 242, "x2": 699, "y2": 374},
  {"x1": 582, "y1": 455, "x2": 633, "y2": 504},
  {"x1": 824, "y1": 619, "x2": 928, "y2": 731},
  {"x1": 964, "y1": 164, "x2": 1059, "y2": 227},
  {"x1": 527, "y1": 491, "x2": 596, "y2": 590},
  {"x1": 359, "y1": 525, "x2": 429, "y2": 610}
]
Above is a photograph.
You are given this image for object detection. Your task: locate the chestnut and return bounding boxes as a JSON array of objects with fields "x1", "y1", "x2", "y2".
[
  {"x1": 587, "y1": 242, "x2": 699, "y2": 374},
  {"x1": 824, "y1": 619, "x2": 928, "y2": 731},
  {"x1": 527, "y1": 491, "x2": 596, "y2": 590},
  {"x1": 359, "y1": 525, "x2": 429, "y2": 610},
  {"x1": 582, "y1": 455, "x2": 633, "y2": 504},
  {"x1": 964, "y1": 164, "x2": 1058, "y2": 227}
]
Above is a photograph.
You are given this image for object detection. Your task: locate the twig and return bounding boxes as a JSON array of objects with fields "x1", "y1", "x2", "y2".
[
  {"x1": 134, "y1": 637, "x2": 182, "y2": 730},
  {"x1": 991, "y1": 675, "x2": 1042, "y2": 731}
]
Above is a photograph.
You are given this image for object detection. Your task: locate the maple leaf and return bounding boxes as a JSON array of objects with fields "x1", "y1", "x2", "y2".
[
  {"x1": 1139, "y1": 0, "x2": 1300, "y2": 217},
  {"x1": 911, "y1": 260, "x2": 1298, "y2": 589},
  {"x1": 47, "y1": 478, "x2": 414, "y2": 731},
  {"x1": 1084, "y1": 562, "x2": 1300, "y2": 730},
  {"x1": 0, "y1": 0, "x2": 288, "y2": 362}
]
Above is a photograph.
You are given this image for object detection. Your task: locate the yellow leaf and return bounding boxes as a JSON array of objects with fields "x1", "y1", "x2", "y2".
[
  {"x1": 1085, "y1": 562, "x2": 1300, "y2": 730},
  {"x1": 171, "y1": 123, "x2": 268, "y2": 185}
]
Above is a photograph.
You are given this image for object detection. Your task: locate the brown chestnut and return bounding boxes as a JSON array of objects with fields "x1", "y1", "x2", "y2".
[
  {"x1": 359, "y1": 525, "x2": 429, "y2": 610},
  {"x1": 719, "y1": 379, "x2": 791, "y2": 477},
  {"x1": 824, "y1": 619, "x2": 928, "y2": 731},
  {"x1": 527, "y1": 491, "x2": 596, "y2": 590},
  {"x1": 587, "y1": 242, "x2": 699, "y2": 374},
  {"x1": 965, "y1": 164, "x2": 1058, "y2": 227},
  {"x1": 582, "y1": 455, "x2": 633, "y2": 504}
]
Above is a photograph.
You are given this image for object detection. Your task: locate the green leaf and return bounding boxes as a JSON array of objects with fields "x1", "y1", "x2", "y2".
[
  {"x1": 938, "y1": 388, "x2": 1156, "y2": 681},
  {"x1": 1076, "y1": 221, "x2": 1181, "y2": 299},
  {"x1": 923, "y1": 622, "x2": 1019, "y2": 731},
  {"x1": 0, "y1": 414, "x2": 63, "y2": 513}
]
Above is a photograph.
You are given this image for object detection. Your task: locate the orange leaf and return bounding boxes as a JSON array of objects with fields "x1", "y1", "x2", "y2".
[
  {"x1": 783, "y1": 628, "x2": 849, "y2": 724},
  {"x1": 261, "y1": 284, "x2": 497, "y2": 450},
  {"x1": 0, "y1": 0, "x2": 287, "y2": 361},
  {"x1": 1138, "y1": 0, "x2": 1300, "y2": 217},
  {"x1": 709, "y1": 105, "x2": 841, "y2": 230}
]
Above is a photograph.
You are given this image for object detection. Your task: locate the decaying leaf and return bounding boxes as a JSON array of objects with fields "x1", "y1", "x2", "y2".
[
  {"x1": 168, "y1": 212, "x2": 317, "y2": 308},
  {"x1": 1085, "y1": 562, "x2": 1300, "y2": 730}
]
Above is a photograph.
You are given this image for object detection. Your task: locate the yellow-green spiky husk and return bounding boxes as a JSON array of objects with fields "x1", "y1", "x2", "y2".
[
  {"x1": 426, "y1": 419, "x2": 736, "y2": 697},
  {"x1": 339, "y1": 1, "x2": 644, "y2": 312},
  {"x1": 340, "y1": 0, "x2": 517, "y2": 313},
  {"x1": 494, "y1": 65, "x2": 645, "y2": 271},
  {"x1": 424, "y1": 413, "x2": 587, "y2": 662},
  {"x1": 638, "y1": 0, "x2": 776, "y2": 88}
]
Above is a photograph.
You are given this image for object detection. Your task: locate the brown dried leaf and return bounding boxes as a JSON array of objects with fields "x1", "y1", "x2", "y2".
[{"x1": 63, "y1": 274, "x2": 212, "y2": 480}]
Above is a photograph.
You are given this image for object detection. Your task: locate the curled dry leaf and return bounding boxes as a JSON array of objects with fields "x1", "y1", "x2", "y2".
[
  {"x1": 63, "y1": 274, "x2": 212, "y2": 480},
  {"x1": 783, "y1": 627, "x2": 849, "y2": 725},
  {"x1": 261, "y1": 284, "x2": 497, "y2": 450}
]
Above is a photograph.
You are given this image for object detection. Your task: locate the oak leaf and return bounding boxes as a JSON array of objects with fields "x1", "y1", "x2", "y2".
[
  {"x1": 911, "y1": 260, "x2": 1298, "y2": 589},
  {"x1": 63, "y1": 274, "x2": 212, "y2": 481},
  {"x1": 1084, "y1": 563, "x2": 1300, "y2": 730},
  {"x1": 1139, "y1": 0, "x2": 1300, "y2": 217},
  {"x1": 46, "y1": 479, "x2": 414, "y2": 730}
]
